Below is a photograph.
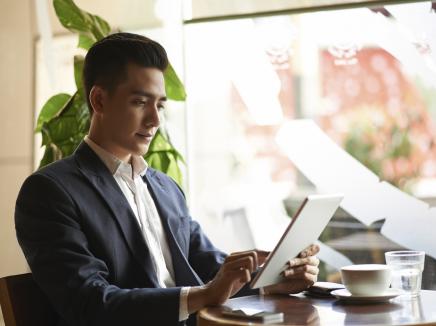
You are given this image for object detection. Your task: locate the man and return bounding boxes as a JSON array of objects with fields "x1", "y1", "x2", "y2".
[{"x1": 15, "y1": 33, "x2": 319, "y2": 326}]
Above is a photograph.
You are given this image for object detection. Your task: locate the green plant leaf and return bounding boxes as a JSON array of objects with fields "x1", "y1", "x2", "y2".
[
  {"x1": 43, "y1": 92, "x2": 90, "y2": 157},
  {"x1": 146, "y1": 152, "x2": 162, "y2": 170},
  {"x1": 89, "y1": 14, "x2": 110, "y2": 38},
  {"x1": 39, "y1": 144, "x2": 62, "y2": 169},
  {"x1": 146, "y1": 130, "x2": 186, "y2": 165},
  {"x1": 164, "y1": 63, "x2": 186, "y2": 101},
  {"x1": 144, "y1": 129, "x2": 185, "y2": 188},
  {"x1": 74, "y1": 55, "x2": 85, "y2": 94},
  {"x1": 151, "y1": 152, "x2": 170, "y2": 172},
  {"x1": 166, "y1": 153, "x2": 183, "y2": 187},
  {"x1": 41, "y1": 124, "x2": 51, "y2": 146},
  {"x1": 147, "y1": 129, "x2": 172, "y2": 152},
  {"x1": 35, "y1": 93, "x2": 71, "y2": 132},
  {"x1": 145, "y1": 130, "x2": 185, "y2": 162},
  {"x1": 53, "y1": 0, "x2": 90, "y2": 33},
  {"x1": 170, "y1": 148, "x2": 186, "y2": 164},
  {"x1": 39, "y1": 145, "x2": 55, "y2": 169},
  {"x1": 53, "y1": 0, "x2": 110, "y2": 41},
  {"x1": 145, "y1": 151, "x2": 183, "y2": 188},
  {"x1": 78, "y1": 33, "x2": 95, "y2": 50}
]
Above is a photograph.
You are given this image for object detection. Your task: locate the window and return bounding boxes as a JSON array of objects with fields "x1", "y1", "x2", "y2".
[{"x1": 184, "y1": 1, "x2": 436, "y2": 288}]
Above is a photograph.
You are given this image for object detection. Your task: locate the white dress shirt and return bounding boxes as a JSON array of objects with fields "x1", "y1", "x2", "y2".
[{"x1": 84, "y1": 136, "x2": 190, "y2": 321}]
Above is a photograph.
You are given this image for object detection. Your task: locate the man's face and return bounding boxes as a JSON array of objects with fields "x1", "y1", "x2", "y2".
[{"x1": 96, "y1": 63, "x2": 166, "y2": 160}]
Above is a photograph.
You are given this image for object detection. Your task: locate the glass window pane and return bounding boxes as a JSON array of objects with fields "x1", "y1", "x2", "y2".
[
  {"x1": 184, "y1": 1, "x2": 436, "y2": 288},
  {"x1": 187, "y1": 0, "x2": 408, "y2": 21}
]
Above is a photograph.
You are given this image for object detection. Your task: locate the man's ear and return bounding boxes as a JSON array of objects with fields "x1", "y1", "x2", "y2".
[{"x1": 89, "y1": 86, "x2": 106, "y2": 115}]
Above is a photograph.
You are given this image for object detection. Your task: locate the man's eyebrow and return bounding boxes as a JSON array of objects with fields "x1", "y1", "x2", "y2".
[{"x1": 131, "y1": 90, "x2": 167, "y2": 101}]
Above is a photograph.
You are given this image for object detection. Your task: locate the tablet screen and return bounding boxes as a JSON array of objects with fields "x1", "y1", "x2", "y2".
[{"x1": 250, "y1": 194, "x2": 343, "y2": 289}]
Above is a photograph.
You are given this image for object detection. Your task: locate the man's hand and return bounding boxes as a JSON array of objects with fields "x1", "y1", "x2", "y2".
[
  {"x1": 263, "y1": 244, "x2": 320, "y2": 295},
  {"x1": 205, "y1": 251, "x2": 259, "y2": 304},
  {"x1": 298, "y1": 243, "x2": 320, "y2": 259},
  {"x1": 187, "y1": 251, "x2": 260, "y2": 313},
  {"x1": 229, "y1": 249, "x2": 270, "y2": 266}
]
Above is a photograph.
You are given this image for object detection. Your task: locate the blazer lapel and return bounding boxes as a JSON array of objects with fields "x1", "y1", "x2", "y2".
[
  {"x1": 74, "y1": 142, "x2": 159, "y2": 287},
  {"x1": 144, "y1": 171, "x2": 203, "y2": 287}
]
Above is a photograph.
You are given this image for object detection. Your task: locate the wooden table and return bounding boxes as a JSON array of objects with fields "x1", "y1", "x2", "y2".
[{"x1": 198, "y1": 290, "x2": 436, "y2": 325}]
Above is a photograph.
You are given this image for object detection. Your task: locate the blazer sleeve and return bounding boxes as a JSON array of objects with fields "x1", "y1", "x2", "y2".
[
  {"x1": 15, "y1": 173, "x2": 182, "y2": 326},
  {"x1": 187, "y1": 218, "x2": 260, "y2": 298},
  {"x1": 166, "y1": 175, "x2": 259, "y2": 297}
]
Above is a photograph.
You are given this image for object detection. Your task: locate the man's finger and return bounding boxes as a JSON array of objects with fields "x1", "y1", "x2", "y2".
[
  {"x1": 283, "y1": 265, "x2": 319, "y2": 278},
  {"x1": 304, "y1": 272, "x2": 317, "y2": 285},
  {"x1": 223, "y1": 256, "x2": 256, "y2": 274},
  {"x1": 253, "y1": 249, "x2": 270, "y2": 265},
  {"x1": 226, "y1": 251, "x2": 258, "y2": 268},
  {"x1": 229, "y1": 250, "x2": 254, "y2": 256},
  {"x1": 226, "y1": 267, "x2": 252, "y2": 283},
  {"x1": 254, "y1": 249, "x2": 270, "y2": 258},
  {"x1": 288, "y1": 256, "x2": 319, "y2": 267},
  {"x1": 298, "y1": 244, "x2": 320, "y2": 258}
]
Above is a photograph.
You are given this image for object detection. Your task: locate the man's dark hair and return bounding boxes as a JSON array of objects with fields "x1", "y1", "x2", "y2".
[{"x1": 83, "y1": 32, "x2": 169, "y2": 114}]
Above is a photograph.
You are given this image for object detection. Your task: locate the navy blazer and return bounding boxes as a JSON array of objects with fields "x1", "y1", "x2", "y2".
[{"x1": 15, "y1": 142, "x2": 256, "y2": 326}]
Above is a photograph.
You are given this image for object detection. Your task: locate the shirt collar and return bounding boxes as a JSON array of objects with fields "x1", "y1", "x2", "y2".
[{"x1": 84, "y1": 136, "x2": 148, "y2": 177}]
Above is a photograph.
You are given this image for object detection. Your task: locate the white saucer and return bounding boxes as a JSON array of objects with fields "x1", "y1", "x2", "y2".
[{"x1": 331, "y1": 288, "x2": 402, "y2": 303}]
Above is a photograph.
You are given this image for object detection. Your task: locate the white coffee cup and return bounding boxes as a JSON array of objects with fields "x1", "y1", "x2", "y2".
[{"x1": 340, "y1": 264, "x2": 391, "y2": 296}]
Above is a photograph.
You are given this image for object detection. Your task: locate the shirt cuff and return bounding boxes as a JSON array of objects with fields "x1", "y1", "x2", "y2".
[{"x1": 179, "y1": 286, "x2": 190, "y2": 321}]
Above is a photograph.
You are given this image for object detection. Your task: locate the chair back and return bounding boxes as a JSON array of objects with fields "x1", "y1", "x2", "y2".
[{"x1": 0, "y1": 273, "x2": 58, "y2": 326}]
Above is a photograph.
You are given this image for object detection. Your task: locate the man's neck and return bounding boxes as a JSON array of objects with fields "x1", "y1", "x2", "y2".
[{"x1": 87, "y1": 133, "x2": 131, "y2": 163}]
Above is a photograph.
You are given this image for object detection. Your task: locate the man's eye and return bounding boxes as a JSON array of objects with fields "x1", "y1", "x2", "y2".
[{"x1": 133, "y1": 100, "x2": 146, "y2": 106}]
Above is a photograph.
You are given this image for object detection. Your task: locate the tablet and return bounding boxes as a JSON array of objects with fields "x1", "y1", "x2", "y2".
[{"x1": 250, "y1": 194, "x2": 343, "y2": 289}]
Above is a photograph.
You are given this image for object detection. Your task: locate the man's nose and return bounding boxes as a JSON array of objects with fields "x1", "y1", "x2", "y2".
[{"x1": 145, "y1": 104, "x2": 160, "y2": 127}]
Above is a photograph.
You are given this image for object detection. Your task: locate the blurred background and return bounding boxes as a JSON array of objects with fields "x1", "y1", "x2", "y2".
[{"x1": 2, "y1": 0, "x2": 436, "y2": 323}]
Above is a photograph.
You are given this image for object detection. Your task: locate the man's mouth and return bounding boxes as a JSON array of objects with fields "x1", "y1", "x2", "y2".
[{"x1": 136, "y1": 132, "x2": 154, "y2": 140}]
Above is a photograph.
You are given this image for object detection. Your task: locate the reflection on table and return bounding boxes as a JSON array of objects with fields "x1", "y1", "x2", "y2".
[{"x1": 197, "y1": 290, "x2": 436, "y2": 325}]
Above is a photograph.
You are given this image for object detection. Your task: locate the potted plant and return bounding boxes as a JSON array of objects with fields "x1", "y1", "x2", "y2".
[{"x1": 36, "y1": 0, "x2": 186, "y2": 187}]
